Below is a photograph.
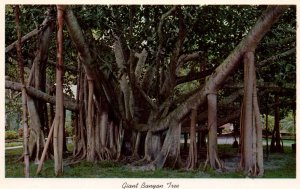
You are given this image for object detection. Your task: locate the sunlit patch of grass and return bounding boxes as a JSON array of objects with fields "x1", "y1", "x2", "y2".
[{"x1": 5, "y1": 142, "x2": 23, "y2": 148}]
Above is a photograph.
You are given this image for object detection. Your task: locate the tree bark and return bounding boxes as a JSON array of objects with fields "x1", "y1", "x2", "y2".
[
  {"x1": 240, "y1": 51, "x2": 264, "y2": 176},
  {"x1": 241, "y1": 51, "x2": 255, "y2": 174},
  {"x1": 271, "y1": 94, "x2": 283, "y2": 152},
  {"x1": 15, "y1": 5, "x2": 30, "y2": 178},
  {"x1": 53, "y1": 5, "x2": 65, "y2": 176},
  {"x1": 205, "y1": 93, "x2": 223, "y2": 170},
  {"x1": 86, "y1": 80, "x2": 95, "y2": 162},
  {"x1": 185, "y1": 108, "x2": 198, "y2": 170},
  {"x1": 253, "y1": 78, "x2": 264, "y2": 176}
]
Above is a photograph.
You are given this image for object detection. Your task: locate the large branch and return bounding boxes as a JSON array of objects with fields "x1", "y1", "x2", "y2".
[
  {"x1": 6, "y1": 80, "x2": 78, "y2": 111},
  {"x1": 148, "y1": 6, "x2": 288, "y2": 132},
  {"x1": 176, "y1": 68, "x2": 214, "y2": 85},
  {"x1": 176, "y1": 51, "x2": 203, "y2": 74},
  {"x1": 5, "y1": 15, "x2": 52, "y2": 54},
  {"x1": 155, "y1": 5, "x2": 178, "y2": 63}
]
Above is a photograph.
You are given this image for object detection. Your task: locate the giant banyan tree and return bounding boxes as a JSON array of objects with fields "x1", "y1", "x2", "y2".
[{"x1": 5, "y1": 5, "x2": 295, "y2": 177}]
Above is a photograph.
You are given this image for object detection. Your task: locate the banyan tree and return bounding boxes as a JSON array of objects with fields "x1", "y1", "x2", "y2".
[{"x1": 5, "y1": 5, "x2": 295, "y2": 177}]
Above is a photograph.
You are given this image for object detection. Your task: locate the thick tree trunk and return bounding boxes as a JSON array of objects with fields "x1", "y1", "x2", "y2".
[
  {"x1": 53, "y1": 5, "x2": 65, "y2": 176},
  {"x1": 72, "y1": 62, "x2": 87, "y2": 160},
  {"x1": 241, "y1": 52, "x2": 255, "y2": 173},
  {"x1": 86, "y1": 80, "x2": 96, "y2": 162},
  {"x1": 152, "y1": 123, "x2": 182, "y2": 169},
  {"x1": 185, "y1": 108, "x2": 198, "y2": 170},
  {"x1": 205, "y1": 93, "x2": 223, "y2": 170},
  {"x1": 27, "y1": 96, "x2": 45, "y2": 162},
  {"x1": 133, "y1": 131, "x2": 141, "y2": 158},
  {"x1": 253, "y1": 78, "x2": 264, "y2": 176},
  {"x1": 240, "y1": 51, "x2": 264, "y2": 176},
  {"x1": 15, "y1": 5, "x2": 30, "y2": 178}
]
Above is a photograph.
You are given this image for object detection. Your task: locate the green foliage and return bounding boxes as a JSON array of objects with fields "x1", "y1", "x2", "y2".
[
  {"x1": 65, "y1": 125, "x2": 73, "y2": 137},
  {"x1": 261, "y1": 114, "x2": 275, "y2": 131},
  {"x1": 5, "y1": 130, "x2": 19, "y2": 140},
  {"x1": 261, "y1": 111, "x2": 295, "y2": 134},
  {"x1": 280, "y1": 111, "x2": 295, "y2": 133}
]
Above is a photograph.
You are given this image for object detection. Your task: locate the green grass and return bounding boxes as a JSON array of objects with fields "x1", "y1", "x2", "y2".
[
  {"x1": 5, "y1": 141, "x2": 23, "y2": 148},
  {"x1": 5, "y1": 145, "x2": 296, "y2": 178}
]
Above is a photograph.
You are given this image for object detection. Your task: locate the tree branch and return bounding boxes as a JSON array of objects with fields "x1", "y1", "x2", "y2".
[
  {"x1": 136, "y1": 84, "x2": 158, "y2": 110},
  {"x1": 6, "y1": 80, "x2": 78, "y2": 111},
  {"x1": 176, "y1": 51, "x2": 204, "y2": 74},
  {"x1": 5, "y1": 12, "x2": 53, "y2": 54},
  {"x1": 257, "y1": 48, "x2": 296, "y2": 67},
  {"x1": 176, "y1": 68, "x2": 215, "y2": 85}
]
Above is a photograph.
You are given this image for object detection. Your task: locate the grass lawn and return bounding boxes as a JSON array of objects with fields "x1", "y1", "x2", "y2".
[{"x1": 5, "y1": 144, "x2": 296, "y2": 178}]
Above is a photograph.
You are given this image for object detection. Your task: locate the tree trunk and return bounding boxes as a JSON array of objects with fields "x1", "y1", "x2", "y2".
[
  {"x1": 270, "y1": 94, "x2": 283, "y2": 153},
  {"x1": 133, "y1": 131, "x2": 141, "y2": 158},
  {"x1": 15, "y1": 5, "x2": 30, "y2": 178},
  {"x1": 240, "y1": 51, "x2": 264, "y2": 176},
  {"x1": 205, "y1": 93, "x2": 223, "y2": 170},
  {"x1": 253, "y1": 78, "x2": 264, "y2": 176},
  {"x1": 53, "y1": 5, "x2": 65, "y2": 176},
  {"x1": 185, "y1": 108, "x2": 198, "y2": 170},
  {"x1": 27, "y1": 7, "x2": 55, "y2": 162},
  {"x1": 152, "y1": 123, "x2": 182, "y2": 169},
  {"x1": 72, "y1": 62, "x2": 87, "y2": 160},
  {"x1": 86, "y1": 80, "x2": 96, "y2": 162}
]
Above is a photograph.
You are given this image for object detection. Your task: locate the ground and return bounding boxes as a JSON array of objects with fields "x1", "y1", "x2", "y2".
[{"x1": 5, "y1": 141, "x2": 295, "y2": 178}]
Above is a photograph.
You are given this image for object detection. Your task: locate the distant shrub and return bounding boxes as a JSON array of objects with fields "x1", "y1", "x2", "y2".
[
  {"x1": 5, "y1": 130, "x2": 19, "y2": 140},
  {"x1": 65, "y1": 126, "x2": 73, "y2": 137}
]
